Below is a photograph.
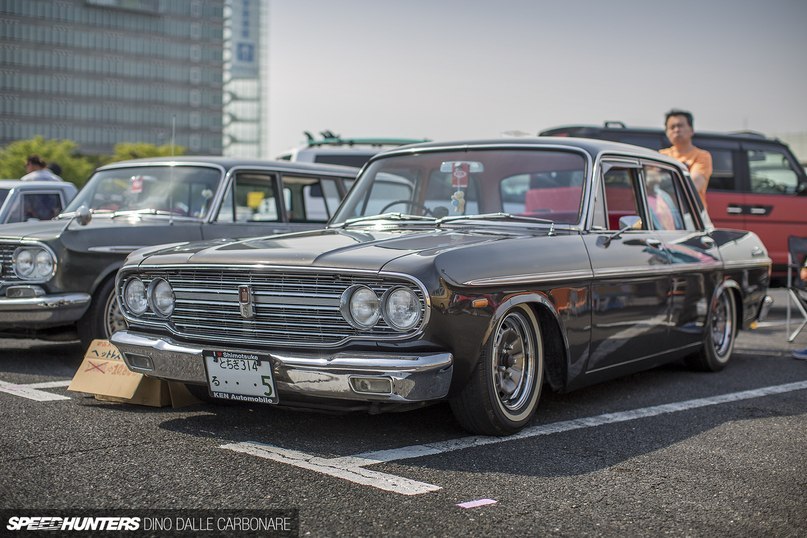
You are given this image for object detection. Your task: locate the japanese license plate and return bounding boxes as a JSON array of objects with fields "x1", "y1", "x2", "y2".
[{"x1": 203, "y1": 350, "x2": 277, "y2": 404}]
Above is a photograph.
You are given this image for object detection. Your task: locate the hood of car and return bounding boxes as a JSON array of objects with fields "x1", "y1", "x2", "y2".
[
  {"x1": 129, "y1": 226, "x2": 537, "y2": 272},
  {"x1": 129, "y1": 225, "x2": 590, "y2": 289},
  {"x1": 0, "y1": 215, "x2": 202, "y2": 241},
  {"x1": 0, "y1": 219, "x2": 69, "y2": 241}
]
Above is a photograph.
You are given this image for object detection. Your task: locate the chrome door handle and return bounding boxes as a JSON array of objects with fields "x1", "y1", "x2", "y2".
[
  {"x1": 727, "y1": 205, "x2": 743, "y2": 214},
  {"x1": 700, "y1": 236, "x2": 715, "y2": 247},
  {"x1": 645, "y1": 238, "x2": 662, "y2": 248}
]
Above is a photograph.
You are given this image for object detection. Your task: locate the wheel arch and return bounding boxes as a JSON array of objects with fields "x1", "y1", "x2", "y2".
[
  {"x1": 484, "y1": 293, "x2": 570, "y2": 392},
  {"x1": 717, "y1": 278, "x2": 743, "y2": 329}
]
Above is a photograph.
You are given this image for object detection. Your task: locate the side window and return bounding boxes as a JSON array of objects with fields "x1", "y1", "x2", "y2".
[
  {"x1": 747, "y1": 148, "x2": 800, "y2": 194},
  {"x1": 24, "y1": 193, "x2": 63, "y2": 220},
  {"x1": 281, "y1": 176, "x2": 342, "y2": 222},
  {"x1": 706, "y1": 149, "x2": 736, "y2": 191},
  {"x1": 642, "y1": 165, "x2": 695, "y2": 231},
  {"x1": 216, "y1": 173, "x2": 279, "y2": 223},
  {"x1": 599, "y1": 167, "x2": 642, "y2": 231}
]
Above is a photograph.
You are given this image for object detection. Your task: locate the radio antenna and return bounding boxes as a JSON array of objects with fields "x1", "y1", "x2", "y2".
[{"x1": 169, "y1": 115, "x2": 176, "y2": 225}]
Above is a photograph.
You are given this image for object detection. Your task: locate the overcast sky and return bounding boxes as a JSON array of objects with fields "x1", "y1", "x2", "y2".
[{"x1": 263, "y1": 0, "x2": 807, "y2": 156}]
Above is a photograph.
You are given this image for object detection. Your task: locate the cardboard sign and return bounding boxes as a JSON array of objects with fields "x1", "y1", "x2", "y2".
[{"x1": 68, "y1": 339, "x2": 199, "y2": 408}]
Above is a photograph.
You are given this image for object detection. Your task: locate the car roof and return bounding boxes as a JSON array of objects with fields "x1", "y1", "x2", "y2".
[
  {"x1": 539, "y1": 123, "x2": 786, "y2": 145},
  {"x1": 0, "y1": 179, "x2": 77, "y2": 189},
  {"x1": 375, "y1": 136, "x2": 678, "y2": 163},
  {"x1": 95, "y1": 156, "x2": 360, "y2": 175}
]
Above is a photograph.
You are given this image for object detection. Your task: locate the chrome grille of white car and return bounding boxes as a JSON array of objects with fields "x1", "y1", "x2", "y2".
[
  {"x1": 0, "y1": 244, "x2": 20, "y2": 284},
  {"x1": 119, "y1": 268, "x2": 427, "y2": 347}
]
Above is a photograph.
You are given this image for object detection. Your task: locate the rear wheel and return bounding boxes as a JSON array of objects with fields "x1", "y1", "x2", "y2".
[
  {"x1": 686, "y1": 286, "x2": 736, "y2": 371},
  {"x1": 450, "y1": 304, "x2": 543, "y2": 436},
  {"x1": 77, "y1": 277, "x2": 127, "y2": 349}
]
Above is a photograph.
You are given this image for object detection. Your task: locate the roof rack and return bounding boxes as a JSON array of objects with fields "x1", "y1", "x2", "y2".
[{"x1": 303, "y1": 130, "x2": 430, "y2": 148}]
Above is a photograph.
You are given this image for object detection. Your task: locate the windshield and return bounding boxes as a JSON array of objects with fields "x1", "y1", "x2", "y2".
[
  {"x1": 63, "y1": 165, "x2": 223, "y2": 218},
  {"x1": 330, "y1": 149, "x2": 587, "y2": 226}
]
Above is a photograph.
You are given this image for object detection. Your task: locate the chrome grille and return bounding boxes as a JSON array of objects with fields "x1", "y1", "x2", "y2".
[
  {"x1": 0, "y1": 243, "x2": 20, "y2": 284},
  {"x1": 120, "y1": 268, "x2": 427, "y2": 347}
]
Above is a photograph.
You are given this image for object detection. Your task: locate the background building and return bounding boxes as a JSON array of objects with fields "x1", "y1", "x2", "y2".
[
  {"x1": 222, "y1": 0, "x2": 261, "y2": 158},
  {"x1": 0, "y1": 0, "x2": 225, "y2": 155}
]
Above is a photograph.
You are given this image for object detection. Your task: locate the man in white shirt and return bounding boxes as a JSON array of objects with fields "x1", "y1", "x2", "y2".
[{"x1": 21, "y1": 155, "x2": 63, "y2": 181}]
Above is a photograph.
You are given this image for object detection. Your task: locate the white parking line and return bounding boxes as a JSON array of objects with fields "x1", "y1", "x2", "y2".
[
  {"x1": 222, "y1": 380, "x2": 807, "y2": 495},
  {"x1": 0, "y1": 379, "x2": 71, "y2": 401}
]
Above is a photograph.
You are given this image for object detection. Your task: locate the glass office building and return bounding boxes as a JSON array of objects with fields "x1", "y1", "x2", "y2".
[{"x1": 0, "y1": 0, "x2": 225, "y2": 155}]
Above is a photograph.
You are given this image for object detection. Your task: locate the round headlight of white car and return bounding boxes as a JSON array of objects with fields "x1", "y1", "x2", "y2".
[
  {"x1": 123, "y1": 278, "x2": 148, "y2": 315},
  {"x1": 33, "y1": 249, "x2": 55, "y2": 279},
  {"x1": 12, "y1": 246, "x2": 55, "y2": 281},
  {"x1": 148, "y1": 278, "x2": 175, "y2": 317},
  {"x1": 13, "y1": 249, "x2": 35, "y2": 278},
  {"x1": 383, "y1": 287, "x2": 422, "y2": 331},
  {"x1": 341, "y1": 285, "x2": 380, "y2": 330}
]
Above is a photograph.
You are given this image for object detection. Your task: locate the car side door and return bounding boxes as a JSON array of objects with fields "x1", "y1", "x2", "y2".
[
  {"x1": 202, "y1": 169, "x2": 287, "y2": 240},
  {"x1": 640, "y1": 161, "x2": 722, "y2": 350},
  {"x1": 279, "y1": 174, "x2": 347, "y2": 233},
  {"x1": 583, "y1": 159, "x2": 673, "y2": 373},
  {"x1": 738, "y1": 141, "x2": 807, "y2": 274}
]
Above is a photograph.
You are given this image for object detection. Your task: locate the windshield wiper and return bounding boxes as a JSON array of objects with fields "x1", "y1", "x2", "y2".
[
  {"x1": 337, "y1": 212, "x2": 437, "y2": 228},
  {"x1": 110, "y1": 209, "x2": 176, "y2": 219},
  {"x1": 437, "y1": 212, "x2": 555, "y2": 225}
]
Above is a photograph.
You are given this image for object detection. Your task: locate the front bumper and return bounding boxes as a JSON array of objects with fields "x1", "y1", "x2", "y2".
[
  {"x1": 110, "y1": 330, "x2": 454, "y2": 404},
  {"x1": 0, "y1": 292, "x2": 91, "y2": 327}
]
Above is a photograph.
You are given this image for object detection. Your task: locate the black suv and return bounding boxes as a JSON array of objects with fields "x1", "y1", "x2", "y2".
[{"x1": 540, "y1": 122, "x2": 807, "y2": 280}]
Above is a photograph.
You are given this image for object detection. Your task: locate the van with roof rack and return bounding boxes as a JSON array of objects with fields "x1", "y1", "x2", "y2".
[
  {"x1": 540, "y1": 122, "x2": 807, "y2": 282},
  {"x1": 275, "y1": 130, "x2": 430, "y2": 168}
]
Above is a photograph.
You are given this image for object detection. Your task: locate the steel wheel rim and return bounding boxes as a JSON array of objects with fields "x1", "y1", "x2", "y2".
[
  {"x1": 711, "y1": 291, "x2": 733, "y2": 358},
  {"x1": 491, "y1": 311, "x2": 535, "y2": 412},
  {"x1": 104, "y1": 293, "x2": 128, "y2": 338}
]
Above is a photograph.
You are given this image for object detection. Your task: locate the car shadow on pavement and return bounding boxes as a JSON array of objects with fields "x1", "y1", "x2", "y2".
[{"x1": 151, "y1": 352, "x2": 806, "y2": 478}]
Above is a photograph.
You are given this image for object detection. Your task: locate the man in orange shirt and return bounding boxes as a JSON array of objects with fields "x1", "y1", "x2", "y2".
[{"x1": 659, "y1": 109, "x2": 712, "y2": 206}]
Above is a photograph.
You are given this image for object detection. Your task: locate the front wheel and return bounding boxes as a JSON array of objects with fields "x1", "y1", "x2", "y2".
[
  {"x1": 77, "y1": 277, "x2": 128, "y2": 349},
  {"x1": 686, "y1": 286, "x2": 737, "y2": 371},
  {"x1": 450, "y1": 304, "x2": 544, "y2": 436}
]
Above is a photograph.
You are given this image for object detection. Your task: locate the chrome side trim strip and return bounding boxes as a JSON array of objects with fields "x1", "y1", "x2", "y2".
[{"x1": 463, "y1": 269, "x2": 593, "y2": 287}]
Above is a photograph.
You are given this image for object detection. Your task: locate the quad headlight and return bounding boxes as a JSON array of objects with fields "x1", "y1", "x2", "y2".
[
  {"x1": 12, "y1": 245, "x2": 56, "y2": 281},
  {"x1": 341, "y1": 285, "x2": 381, "y2": 330},
  {"x1": 383, "y1": 287, "x2": 422, "y2": 331},
  {"x1": 123, "y1": 278, "x2": 148, "y2": 315},
  {"x1": 148, "y1": 278, "x2": 175, "y2": 317},
  {"x1": 340, "y1": 284, "x2": 422, "y2": 332},
  {"x1": 122, "y1": 277, "x2": 175, "y2": 318}
]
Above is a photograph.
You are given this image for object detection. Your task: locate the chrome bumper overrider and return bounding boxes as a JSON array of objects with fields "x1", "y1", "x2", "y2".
[
  {"x1": 0, "y1": 293, "x2": 91, "y2": 326},
  {"x1": 757, "y1": 295, "x2": 773, "y2": 322},
  {"x1": 110, "y1": 330, "x2": 454, "y2": 403}
]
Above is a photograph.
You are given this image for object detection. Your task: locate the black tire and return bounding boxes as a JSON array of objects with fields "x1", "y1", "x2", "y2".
[
  {"x1": 686, "y1": 286, "x2": 737, "y2": 372},
  {"x1": 450, "y1": 304, "x2": 544, "y2": 436},
  {"x1": 77, "y1": 277, "x2": 128, "y2": 349}
]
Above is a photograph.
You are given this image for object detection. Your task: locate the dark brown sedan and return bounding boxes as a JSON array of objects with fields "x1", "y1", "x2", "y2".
[{"x1": 111, "y1": 139, "x2": 773, "y2": 435}]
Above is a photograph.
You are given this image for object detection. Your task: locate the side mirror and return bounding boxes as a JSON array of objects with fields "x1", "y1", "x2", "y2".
[{"x1": 76, "y1": 205, "x2": 92, "y2": 226}]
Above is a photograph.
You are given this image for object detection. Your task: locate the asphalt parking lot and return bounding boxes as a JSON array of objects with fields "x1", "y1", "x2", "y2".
[{"x1": 1, "y1": 289, "x2": 805, "y2": 537}]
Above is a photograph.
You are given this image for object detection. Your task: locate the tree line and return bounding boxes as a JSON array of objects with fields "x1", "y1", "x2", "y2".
[{"x1": 0, "y1": 137, "x2": 187, "y2": 188}]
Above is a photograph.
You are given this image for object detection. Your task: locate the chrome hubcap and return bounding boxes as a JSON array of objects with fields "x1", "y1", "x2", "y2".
[
  {"x1": 711, "y1": 291, "x2": 733, "y2": 358},
  {"x1": 492, "y1": 312, "x2": 535, "y2": 411},
  {"x1": 104, "y1": 293, "x2": 128, "y2": 338}
]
